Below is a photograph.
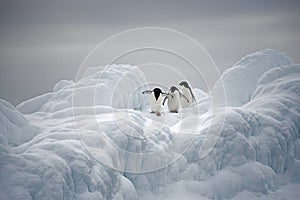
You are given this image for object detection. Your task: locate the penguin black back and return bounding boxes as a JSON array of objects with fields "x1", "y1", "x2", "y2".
[{"x1": 153, "y1": 88, "x2": 162, "y2": 100}]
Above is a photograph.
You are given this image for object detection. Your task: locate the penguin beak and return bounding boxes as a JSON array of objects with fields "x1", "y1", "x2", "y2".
[{"x1": 142, "y1": 90, "x2": 152, "y2": 94}]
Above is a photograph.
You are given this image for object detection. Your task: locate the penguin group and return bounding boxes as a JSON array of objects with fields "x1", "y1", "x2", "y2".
[{"x1": 142, "y1": 81, "x2": 195, "y2": 116}]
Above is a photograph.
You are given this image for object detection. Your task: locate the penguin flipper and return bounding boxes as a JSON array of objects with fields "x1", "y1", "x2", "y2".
[
  {"x1": 189, "y1": 88, "x2": 196, "y2": 102},
  {"x1": 192, "y1": 94, "x2": 196, "y2": 102},
  {"x1": 180, "y1": 93, "x2": 189, "y2": 103},
  {"x1": 142, "y1": 90, "x2": 152, "y2": 94},
  {"x1": 162, "y1": 96, "x2": 168, "y2": 106}
]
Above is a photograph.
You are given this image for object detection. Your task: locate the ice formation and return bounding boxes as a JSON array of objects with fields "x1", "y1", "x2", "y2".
[{"x1": 0, "y1": 49, "x2": 299, "y2": 200}]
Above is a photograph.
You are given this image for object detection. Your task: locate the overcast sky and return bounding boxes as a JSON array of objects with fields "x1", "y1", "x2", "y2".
[{"x1": 1, "y1": 0, "x2": 300, "y2": 105}]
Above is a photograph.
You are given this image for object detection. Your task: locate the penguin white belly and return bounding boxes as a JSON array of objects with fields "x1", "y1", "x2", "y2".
[
  {"x1": 180, "y1": 87, "x2": 192, "y2": 108},
  {"x1": 150, "y1": 93, "x2": 162, "y2": 113},
  {"x1": 167, "y1": 93, "x2": 180, "y2": 112}
]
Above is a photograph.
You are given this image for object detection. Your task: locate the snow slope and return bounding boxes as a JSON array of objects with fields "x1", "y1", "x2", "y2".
[
  {"x1": 17, "y1": 64, "x2": 149, "y2": 114},
  {"x1": 212, "y1": 49, "x2": 292, "y2": 107},
  {"x1": 0, "y1": 49, "x2": 300, "y2": 200}
]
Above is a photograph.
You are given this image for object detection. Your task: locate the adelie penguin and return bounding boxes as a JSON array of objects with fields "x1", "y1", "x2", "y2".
[
  {"x1": 142, "y1": 87, "x2": 166, "y2": 116},
  {"x1": 163, "y1": 86, "x2": 189, "y2": 113},
  {"x1": 179, "y1": 81, "x2": 196, "y2": 108}
]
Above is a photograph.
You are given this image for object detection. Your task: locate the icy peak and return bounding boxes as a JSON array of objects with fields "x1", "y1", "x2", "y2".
[{"x1": 212, "y1": 48, "x2": 293, "y2": 107}]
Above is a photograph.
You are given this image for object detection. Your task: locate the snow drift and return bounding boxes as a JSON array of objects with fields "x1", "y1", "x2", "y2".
[
  {"x1": 212, "y1": 49, "x2": 292, "y2": 107},
  {"x1": 17, "y1": 64, "x2": 149, "y2": 114},
  {"x1": 0, "y1": 49, "x2": 300, "y2": 200}
]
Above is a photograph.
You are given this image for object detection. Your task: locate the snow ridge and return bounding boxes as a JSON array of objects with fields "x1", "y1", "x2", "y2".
[{"x1": 212, "y1": 49, "x2": 292, "y2": 107}]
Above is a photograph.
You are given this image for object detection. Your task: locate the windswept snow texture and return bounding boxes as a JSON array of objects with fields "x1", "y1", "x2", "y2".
[
  {"x1": 1, "y1": 49, "x2": 300, "y2": 200},
  {"x1": 212, "y1": 49, "x2": 292, "y2": 107},
  {"x1": 17, "y1": 64, "x2": 149, "y2": 114}
]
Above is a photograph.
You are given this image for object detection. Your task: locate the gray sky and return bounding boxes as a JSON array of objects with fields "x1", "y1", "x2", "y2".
[{"x1": 1, "y1": 0, "x2": 300, "y2": 105}]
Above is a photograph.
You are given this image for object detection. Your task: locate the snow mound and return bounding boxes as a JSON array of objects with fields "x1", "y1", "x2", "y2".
[
  {"x1": 17, "y1": 64, "x2": 149, "y2": 114},
  {"x1": 1, "y1": 49, "x2": 300, "y2": 200},
  {"x1": 0, "y1": 99, "x2": 39, "y2": 150},
  {"x1": 0, "y1": 106, "x2": 139, "y2": 200},
  {"x1": 212, "y1": 49, "x2": 292, "y2": 107}
]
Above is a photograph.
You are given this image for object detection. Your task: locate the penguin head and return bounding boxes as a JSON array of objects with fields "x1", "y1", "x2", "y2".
[
  {"x1": 169, "y1": 86, "x2": 180, "y2": 98},
  {"x1": 179, "y1": 81, "x2": 190, "y2": 89},
  {"x1": 152, "y1": 87, "x2": 163, "y2": 100},
  {"x1": 170, "y1": 86, "x2": 179, "y2": 93}
]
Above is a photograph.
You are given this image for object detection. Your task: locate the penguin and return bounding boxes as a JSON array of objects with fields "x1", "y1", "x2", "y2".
[
  {"x1": 179, "y1": 81, "x2": 196, "y2": 108},
  {"x1": 162, "y1": 86, "x2": 189, "y2": 113},
  {"x1": 142, "y1": 87, "x2": 165, "y2": 116}
]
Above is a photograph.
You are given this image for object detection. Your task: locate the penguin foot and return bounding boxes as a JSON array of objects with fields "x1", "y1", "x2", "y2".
[{"x1": 150, "y1": 111, "x2": 161, "y2": 116}]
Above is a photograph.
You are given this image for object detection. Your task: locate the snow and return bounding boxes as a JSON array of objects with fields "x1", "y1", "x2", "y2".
[
  {"x1": 1, "y1": 49, "x2": 300, "y2": 200},
  {"x1": 212, "y1": 49, "x2": 292, "y2": 107},
  {"x1": 17, "y1": 64, "x2": 149, "y2": 114},
  {"x1": 0, "y1": 99, "x2": 39, "y2": 149}
]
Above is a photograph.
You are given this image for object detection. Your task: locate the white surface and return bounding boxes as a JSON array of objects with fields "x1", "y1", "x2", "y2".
[{"x1": 1, "y1": 50, "x2": 300, "y2": 199}]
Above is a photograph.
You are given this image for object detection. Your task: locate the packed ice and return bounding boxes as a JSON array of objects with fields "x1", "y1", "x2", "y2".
[{"x1": 0, "y1": 49, "x2": 299, "y2": 199}]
